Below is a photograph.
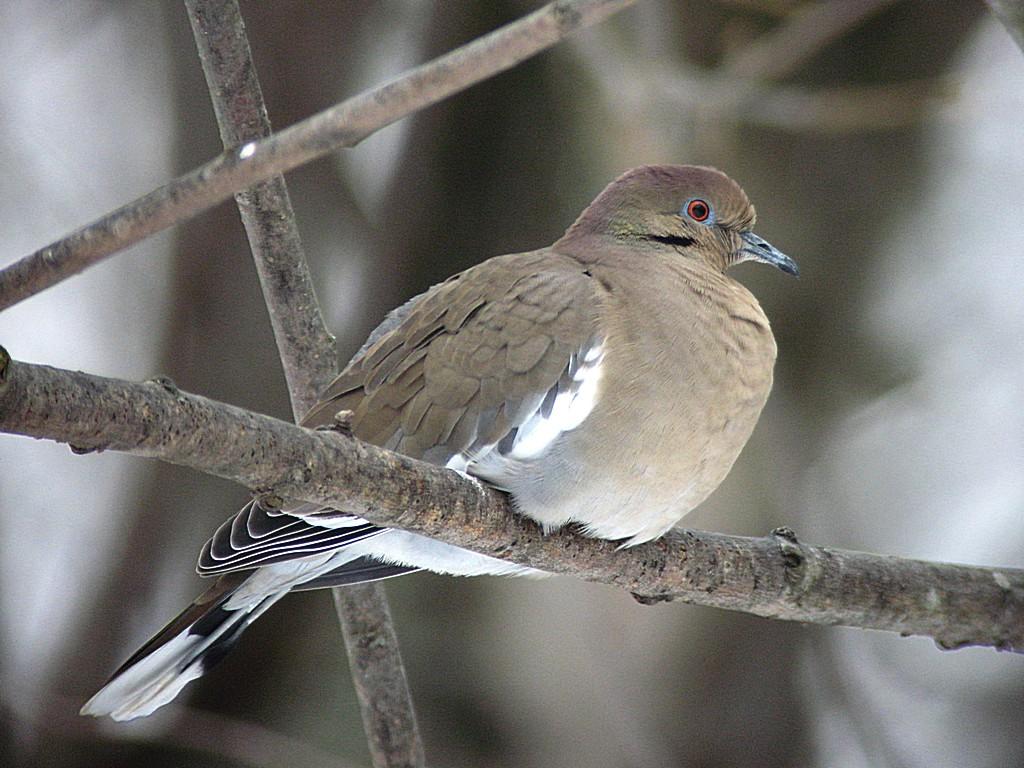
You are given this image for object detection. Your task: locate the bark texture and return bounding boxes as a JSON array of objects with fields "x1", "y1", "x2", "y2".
[
  {"x1": 185, "y1": 1, "x2": 424, "y2": 765},
  {"x1": 2, "y1": 349, "x2": 1020, "y2": 653}
]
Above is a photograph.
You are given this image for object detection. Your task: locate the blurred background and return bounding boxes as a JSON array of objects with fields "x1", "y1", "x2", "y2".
[{"x1": 1, "y1": 1, "x2": 1022, "y2": 766}]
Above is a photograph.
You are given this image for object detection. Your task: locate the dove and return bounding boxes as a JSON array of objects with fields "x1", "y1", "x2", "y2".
[{"x1": 82, "y1": 164, "x2": 797, "y2": 720}]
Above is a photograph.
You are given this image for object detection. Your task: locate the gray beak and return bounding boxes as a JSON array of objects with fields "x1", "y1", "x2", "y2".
[{"x1": 739, "y1": 231, "x2": 799, "y2": 277}]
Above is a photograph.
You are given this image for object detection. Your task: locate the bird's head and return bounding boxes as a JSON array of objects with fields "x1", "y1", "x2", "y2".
[{"x1": 559, "y1": 164, "x2": 798, "y2": 277}]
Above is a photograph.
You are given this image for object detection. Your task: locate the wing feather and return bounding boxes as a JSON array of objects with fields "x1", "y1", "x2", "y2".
[{"x1": 197, "y1": 250, "x2": 604, "y2": 580}]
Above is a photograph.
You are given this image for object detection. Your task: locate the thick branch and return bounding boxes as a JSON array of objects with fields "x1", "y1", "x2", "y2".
[
  {"x1": 0, "y1": 0, "x2": 637, "y2": 312},
  {"x1": 2, "y1": 351, "x2": 1021, "y2": 653},
  {"x1": 185, "y1": 2, "x2": 422, "y2": 766}
]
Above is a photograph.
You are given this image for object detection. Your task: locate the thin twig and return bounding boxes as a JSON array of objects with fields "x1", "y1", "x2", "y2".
[
  {"x1": 722, "y1": 0, "x2": 896, "y2": 82},
  {"x1": 0, "y1": 0, "x2": 638, "y2": 312},
  {"x1": 744, "y1": 76, "x2": 959, "y2": 133},
  {"x1": 691, "y1": 0, "x2": 896, "y2": 152},
  {"x1": 332, "y1": 589, "x2": 422, "y2": 768},
  {"x1": 716, "y1": 0, "x2": 797, "y2": 18},
  {"x1": 185, "y1": 2, "x2": 423, "y2": 765},
  {"x1": 573, "y1": 26, "x2": 959, "y2": 135},
  {"x1": 184, "y1": 0, "x2": 335, "y2": 419},
  {"x1": 2, "y1": 351, "x2": 1021, "y2": 653},
  {"x1": 986, "y1": 0, "x2": 1024, "y2": 53}
]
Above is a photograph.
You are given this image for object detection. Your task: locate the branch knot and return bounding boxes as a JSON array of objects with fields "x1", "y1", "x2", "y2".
[{"x1": 772, "y1": 526, "x2": 808, "y2": 586}]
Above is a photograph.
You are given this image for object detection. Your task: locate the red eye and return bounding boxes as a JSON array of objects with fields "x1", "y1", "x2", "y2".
[{"x1": 687, "y1": 199, "x2": 710, "y2": 222}]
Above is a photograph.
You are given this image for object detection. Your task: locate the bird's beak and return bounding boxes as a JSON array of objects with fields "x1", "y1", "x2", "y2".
[{"x1": 738, "y1": 231, "x2": 799, "y2": 277}]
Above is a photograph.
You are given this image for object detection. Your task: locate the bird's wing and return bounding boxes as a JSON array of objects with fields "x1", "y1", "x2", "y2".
[{"x1": 197, "y1": 249, "x2": 602, "y2": 577}]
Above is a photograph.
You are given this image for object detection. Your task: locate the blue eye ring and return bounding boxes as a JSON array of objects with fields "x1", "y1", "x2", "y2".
[{"x1": 683, "y1": 198, "x2": 714, "y2": 225}]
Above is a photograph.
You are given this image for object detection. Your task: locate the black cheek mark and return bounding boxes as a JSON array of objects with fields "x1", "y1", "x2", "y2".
[{"x1": 644, "y1": 235, "x2": 696, "y2": 249}]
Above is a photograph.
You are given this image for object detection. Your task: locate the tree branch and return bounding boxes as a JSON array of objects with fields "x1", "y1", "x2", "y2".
[
  {"x1": 2, "y1": 349, "x2": 1021, "y2": 654},
  {"x1": 721, "y1": 0, "x2": 896, "y2": 82},
  {"x1": 0, "y1": 0, "x2": 638, "y2": 312},
  {"x1": 987, "y1": 0, "x2": 1024, "y2": 54},
  {"x1": 185, "y1": 2, "x2": 423, "y2": 765},
  {"x1": 573, "y1": 26, "x2": 959, "y2": 135},
  {"x1": 184, "y1": 0, "x2": 337, "y2": 415},
  {"x1": 692, "y1": 0, "x2": 897, "y2": 153}
]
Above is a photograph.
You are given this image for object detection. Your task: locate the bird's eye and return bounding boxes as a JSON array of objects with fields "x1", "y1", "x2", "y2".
[{"x1": 685, "y1": 199, "x2": 711, "y2": 223}]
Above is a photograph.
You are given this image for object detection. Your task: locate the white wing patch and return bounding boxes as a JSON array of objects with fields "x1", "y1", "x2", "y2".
[
  {"x1": 508, "y1": 342, "x2": 603, "y2": 459},
  {"x1": 446, "y1": 340, "x2": 604, "y2": 474}
]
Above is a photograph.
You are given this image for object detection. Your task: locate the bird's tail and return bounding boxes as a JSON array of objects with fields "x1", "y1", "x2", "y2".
[{"x1": 80, "y1": 571, "x2": 284, "y2": 721}]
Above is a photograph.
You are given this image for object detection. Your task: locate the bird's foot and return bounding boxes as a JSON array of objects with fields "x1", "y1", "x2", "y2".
[
  {"x1": 318, "y1": 409, "x2": 355, "y2": 437},
  {"x1": 631, "y1": 591, "x2": 677, "y2": 605}
]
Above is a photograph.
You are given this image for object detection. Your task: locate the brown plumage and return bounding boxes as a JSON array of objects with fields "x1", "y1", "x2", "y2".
[
  {"x1": 295, "y1": 164, "x2": 794, "y2": 543},
  {"x1": 82, "y1": 164, "x2": 797, "y2": 721}
]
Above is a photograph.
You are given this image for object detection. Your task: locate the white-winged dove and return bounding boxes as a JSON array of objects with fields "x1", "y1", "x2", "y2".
[{"x1": 82, "y1": 164, "x2": 796, "y2": 720}]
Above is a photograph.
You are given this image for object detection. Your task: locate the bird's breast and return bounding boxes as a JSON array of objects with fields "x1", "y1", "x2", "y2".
[{"x1": 507, "y1": 267, "x2": 776, "y2": 545}]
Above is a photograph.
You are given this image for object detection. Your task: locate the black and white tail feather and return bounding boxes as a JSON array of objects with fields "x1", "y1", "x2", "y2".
[
  {"x1": 80, "y1": 499, "x2": 544, "y2": 720},
  {"x1": 81, "y1": 322, "x2": 602, "y2": 720}
]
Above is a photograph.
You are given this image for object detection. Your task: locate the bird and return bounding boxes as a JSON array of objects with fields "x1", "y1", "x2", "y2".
[{"x1": 81, "y1": 164, "x2": 797, "y2": 720}]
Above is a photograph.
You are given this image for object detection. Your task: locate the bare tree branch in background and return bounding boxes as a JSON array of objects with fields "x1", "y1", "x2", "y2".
[
  {"x1": 185, "y1": 1, "x2": 423, "y2": 765},
  {"x1": 574, "y1": 28, "x2": 960, "y2": 135},
  {"x1": 0, "y1": 0, "x2": 638, "y2": 312},
  {"x1": 987, "y1": 0, "x2": 1024, "y2": 53},
  {"x1": 721, "y1": 0, "x2": 896, "y2": 82},
  {"x1": 189, "y1": 0, "x2": 338, "y2": 415},
  {"x1": 2, "y1": 351, "x2": 1020, "y2": 654},
  {"x1": 692, "y1": 0, "x2": 896, "y2": 152}
]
